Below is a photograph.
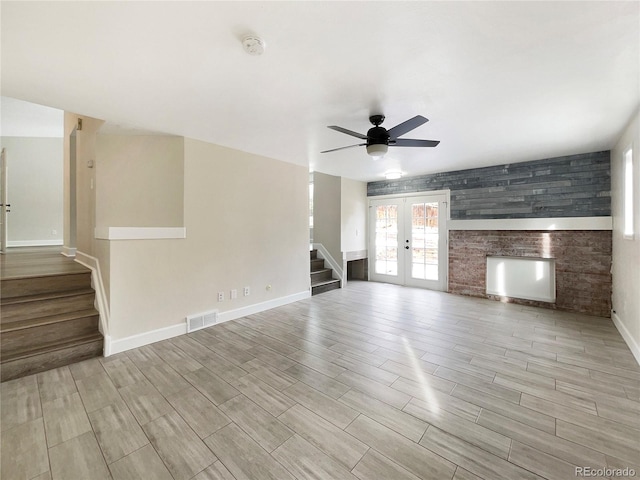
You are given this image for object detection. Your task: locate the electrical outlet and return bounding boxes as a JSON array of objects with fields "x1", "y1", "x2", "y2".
[
  {"x1": 231, "y1": 289, "x2": 237, "y2": 299},
  {"x1": 218, "y1": 291, "x2": 224, "y2": 302},
  {"x1": 243, "y1": 286, "x2": 250, "y2": 297}
]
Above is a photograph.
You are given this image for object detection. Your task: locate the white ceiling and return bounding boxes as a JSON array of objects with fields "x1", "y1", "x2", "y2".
[
  {"x1": 1, "y1": 1, "x2": 638, "y2": 182},
  {"x1": 1, "y1": 96, "x2": 63, "y2": 138}
]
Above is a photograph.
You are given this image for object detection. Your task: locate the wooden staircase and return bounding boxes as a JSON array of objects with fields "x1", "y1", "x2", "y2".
[
  {"x1": 1, "y1": 249, "x2": 103, "y2": 382},
  {"x1": 310, "y1": 249, "x2": 340, "y2": 296}
]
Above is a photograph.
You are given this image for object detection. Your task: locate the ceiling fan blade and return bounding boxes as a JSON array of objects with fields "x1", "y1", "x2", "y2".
[
  {"x1": 321, "y1": 143, "x2": 366, "y2": 153},
  {"x1": 387, "y1": 115, "x2": 429, "y2": 139},
  {"x1": 391, "y1": 138, "x2": 440, "y2": 147},
  {"x1": 328, "y1": 126, "x2": 368, "y2": 140}
]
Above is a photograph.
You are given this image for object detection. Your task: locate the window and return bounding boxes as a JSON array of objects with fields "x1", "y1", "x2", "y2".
[{"x1": 624, "y1": 147, "x2": 634, "y2": 238}]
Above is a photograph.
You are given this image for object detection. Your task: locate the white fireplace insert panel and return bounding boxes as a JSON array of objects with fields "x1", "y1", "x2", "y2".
[{"x1": 486, "y1": 256, "x2": 556, "y2": 303}]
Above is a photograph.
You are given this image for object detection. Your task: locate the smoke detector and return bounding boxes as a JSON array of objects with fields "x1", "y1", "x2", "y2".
[{"x1": 242, "y1": 36, "x2": 266, "y2": 56}]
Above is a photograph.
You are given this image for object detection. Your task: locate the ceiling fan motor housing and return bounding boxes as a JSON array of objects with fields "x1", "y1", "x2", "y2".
[{"x1": 367, "y1": 126, "x2": 389, "y2": 146}]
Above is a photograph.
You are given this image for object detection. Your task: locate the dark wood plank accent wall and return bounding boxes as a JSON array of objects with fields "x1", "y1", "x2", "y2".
[{"x1": 367, "y1": 151, "x2": 610, "y2": 219}]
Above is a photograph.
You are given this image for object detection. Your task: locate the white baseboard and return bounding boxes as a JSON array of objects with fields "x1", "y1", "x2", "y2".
[
  {"x1": 8, "y1": 239, "x2": 63, "y2": 247},
  {"x1": 106, "y1": 323, "x2": 187, "y2": 356},
  {"x1": 75, "y1": 251, "x2": 110, "y2": 342},
  {"x1": 61, "y1": 246, "x2": 77, "y2": 257},
  {"x1": 612, "y1": 311, "x2": 640, "y2": 366},
  {"x1": 105, "y1": 290, "x2": 311, "y2": 356},
  {"x1": 217, "y1": 291, "x2": 311, "y2": 323}
]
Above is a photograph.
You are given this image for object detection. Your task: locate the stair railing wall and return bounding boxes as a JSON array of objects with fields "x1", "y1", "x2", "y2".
[{"x1": 75, "y1": 251, "x2": 110, "y2": 353}]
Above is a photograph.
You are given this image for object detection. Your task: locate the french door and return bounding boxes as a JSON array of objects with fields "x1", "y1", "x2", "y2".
[
  {"x1": 369, "y1": 193, "x2": 448, "y2": 291},
  {"x1": 0, "y1": 149, "x2": 7, "y2": 254}
]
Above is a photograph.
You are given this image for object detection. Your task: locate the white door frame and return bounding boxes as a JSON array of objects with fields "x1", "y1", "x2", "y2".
[
  {"x1": 0, "y1": 148, "x2": 8, "y2": 254},
  {"x1": 368, "y1": 190, "x2": 450, "y2": 291}
]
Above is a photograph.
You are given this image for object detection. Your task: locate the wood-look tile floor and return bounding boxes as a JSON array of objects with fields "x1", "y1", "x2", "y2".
[{"x1": 2, "y1": 281, "x2": 639, "y2": 480}]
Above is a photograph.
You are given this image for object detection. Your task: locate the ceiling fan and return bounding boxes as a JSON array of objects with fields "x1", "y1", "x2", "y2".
[{"x1": 321, "y1": 114, "x2": 439, "y2": 158}]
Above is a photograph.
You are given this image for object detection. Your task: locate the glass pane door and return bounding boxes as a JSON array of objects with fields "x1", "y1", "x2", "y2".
[
  {"x1": 370, "y1": 201, "x2": 402, "y2": 284},
  {"x1": 369, "y1": 194, "x2": 447, "y2": 290},
  {"x1": 405, "y1": 197, "x2": 445, "y2": 290}
]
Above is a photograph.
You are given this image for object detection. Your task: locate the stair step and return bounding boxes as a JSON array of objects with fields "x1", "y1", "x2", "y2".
[
  {"x1": 1, "y1": 309, "x2": 100, "y2": 359},
  {"x1": 311, "y1": 278, "x2": 341, "y2": 296},
  {"x1": 1, "y1": 308, "x2": 100, "y2": 333},
  {"x1": 1, "y1": 272, "x2": 93, "y2": 299},
  {"x1": 310, "y1": 268, "x2": 333, "y2": 282},
  {"x1": 310, "y1": 258, "x2": 325, "y2": 271},
  {"x1": 310, "y1": 249, "x2": 318, "y2": 260},
  {"x1": 1, "y1": 289, "x2": 96, "y2": 324},
  {"x1": 0, "y1": 333, "x2": 103, "y2": 382}
]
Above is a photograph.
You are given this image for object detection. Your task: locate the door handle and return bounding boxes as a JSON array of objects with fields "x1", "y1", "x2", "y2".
[{"x1": 405, "y1": 245, "x2": 410, "y2": 250}]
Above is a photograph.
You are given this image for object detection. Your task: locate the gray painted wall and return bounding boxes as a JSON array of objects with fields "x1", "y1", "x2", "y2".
[{"x1": 368, "y1": 151, "x2": 610, "y2": 219}]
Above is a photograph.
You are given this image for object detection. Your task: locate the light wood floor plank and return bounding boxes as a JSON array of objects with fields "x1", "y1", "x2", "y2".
[
  {"x1": 352, "y1": 449, "x2": 423, "y2": 480},
  {"x1": 143, "y1": 411, "x2": 217, "y2": 480},
  {"x1": 0, "y1": 418, "x2": 49, "y2": 480},
  {"x1": 3, "y1": 281, "x2": 638, "y2": 479},
  {"x1": 346, "y1": 415, "x2": 457, "y2": 480},
  {"x1": 88, "y1": 400, "x2": 149, "y2": 464},
  {"x1": 204, "y1": 423, "x2": 295, "y2": 480},
  {"x1": 49, "y1": 431, "x2": 111, "y2": 480},
  {"x1": 419, "y1": 426, "x2": 542, "y2": 480},
  {"x1": 282, "y1": 381, "x2": 359, "y2": 429},
  {"x1": 219, "y1": 394, "x2": 294, "y2": 452},
  {"x1": 109, "y1": 444, "x2": 173, "y2": 480},
  {"x1": 272, "y1": 434, "x2": 360, "y2": 480},
  {"x1": 278, "y1": 404, "x2": 368, "y2": 470}
]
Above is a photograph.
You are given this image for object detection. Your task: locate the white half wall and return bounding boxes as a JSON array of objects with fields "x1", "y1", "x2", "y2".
[
  {"x1": 313, "y1": 172, "x2": 342, "y2": 267},
  {"x1": 96, "y1": 135, "x2": 184, "y2": 228},
  {"x1": 341, "y1": 177, "x2": 367, "y2": 255},
  {"x1": 106, "y1": 138, "x2": 310, "y2": 342}
]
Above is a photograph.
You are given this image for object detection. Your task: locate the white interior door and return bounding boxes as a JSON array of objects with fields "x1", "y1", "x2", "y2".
[
  {"x1": 0, "y1": 148, "x2": 7, "y2": 253},
  {"x1": 369, "y1": 193, "x2": 448, "y2": 291}
]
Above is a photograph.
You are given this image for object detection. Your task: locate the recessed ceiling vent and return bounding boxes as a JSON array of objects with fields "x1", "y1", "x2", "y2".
[
  {"x1": 242, "y1": 36, "x2": 266, "y2": 56},
  {"x1": 186, "y1": 309, "x2": 218, "y2": 333}
]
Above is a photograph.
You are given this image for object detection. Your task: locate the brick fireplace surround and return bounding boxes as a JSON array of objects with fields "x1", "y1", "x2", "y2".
[{"x1": 448, "y1": 230, "x2": 612, "y2": 317}]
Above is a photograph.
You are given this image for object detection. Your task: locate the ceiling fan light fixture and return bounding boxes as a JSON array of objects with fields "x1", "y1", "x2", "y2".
[{"x1": 366, "y1": 143, "x2": 388, "y2": 158}]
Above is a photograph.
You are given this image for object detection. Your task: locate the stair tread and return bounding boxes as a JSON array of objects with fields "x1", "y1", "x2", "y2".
[
  {"x1": 1, "y1": 308, "x2": 99, "y2": 333},
  {"x1": 311, "y1": 278, "x2": 341, "y2": 287},
  {"x1": 1, "y1": 288, "x2": 95, "y2": 306},
  {"x1": 1, "y1": 331, "x2": 103, "y2": 363},
  {"x1": 1, "y1": 269, "x2": 91, "y2": 282},
  {"x1": 310, "y1": 268, "x2": 332, "y2": 275}
]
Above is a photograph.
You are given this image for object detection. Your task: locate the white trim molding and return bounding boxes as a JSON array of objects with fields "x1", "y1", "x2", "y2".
[
  {"x1": 61, "y1": 246, "x2": 77, "y2": 257},
  {"x1": 448, "y1": 216, "x2": 612, "y2": 231},
  {"x1": 106, "y1": 323, "x2": 186, "y2": 356},
  {"x1": 217, "y1": 291, "x2": 311, "y2": 323},
  {"x1": 74, "y1": 251, "x2": 110, "y2": 345},
  {"x1": 94, "y1": 226, "x2": 186, "y2": 240},
  {"x1": 7, "y1": 240, "x2": 63, "y2": 247},
  {"x1": 612, "y1": 311, "x2": 640, "y2": 366},
  {"x1": 105, "y1": 290, "x2": 310, "y2": 356}
]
